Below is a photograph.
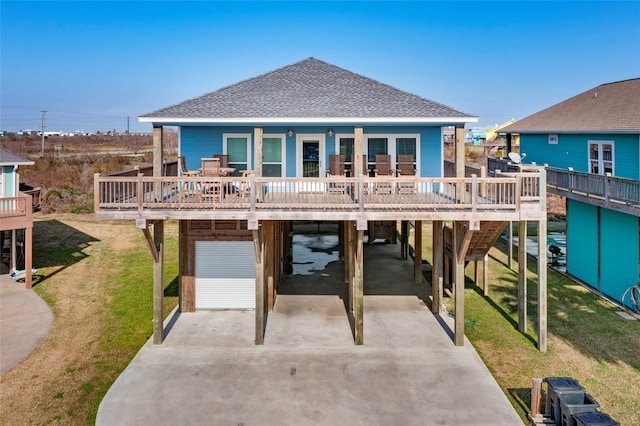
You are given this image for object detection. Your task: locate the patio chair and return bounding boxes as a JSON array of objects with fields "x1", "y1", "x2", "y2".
[
  {"x1": 326, "y1": 155, "x2": 348, "y2": 195},
  {"x1": 200, "y1": 158, "x2": 222, "y2": 201},
  {"x1": 396, "y1": 154, "x2": 417, "y2": 194},
  {"x1": 213, "y1": 154, "x2": 229, "y2": 168},
  {"x1": 178, "y1": 156, "x2": 200, "y2": 177},
  {"x1": 236, "y1": 170, "x2": 255, "y2": 198},
  {"x1": 373, "y1": 154, "x2": 394, "y2": 194},
  {"x1": 327, "y1": 154, "x2": 346, "y2": 176}
]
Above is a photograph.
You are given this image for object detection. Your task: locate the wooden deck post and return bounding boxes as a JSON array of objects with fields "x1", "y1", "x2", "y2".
[
  {"x1": 178, "y1": 220, "x2": 188, "y2": 312},
  {"x1": 432, "y1": 221, "x2": 443, "y2": 314},
  {"x1": 508, "y1": 221, "x2": 513, "y2": 270},
  {"x1": 153, "y1": 125, "x2": 164, "y2": 202},
  {"x1": 153, "y1": 220, "x2": 164, "y2": 345},
  {"x1": 483, "y1": 254, "x2": 489, "y2": 296},
  {"x1": 253, "y1": 225, "x2": 265, "y2": 344},
  {"x1": 354, "y1": 126, "x2": 364, "y2": 177},
  {"x1": 265, "y1": 221, "x2": 275, "y2": 312},
  {"x1": 518, "y1": 220, "x2": 527, "y2": 333},
  {"x1": 414, "y1": 220, "x2": 423, "y2": 284},
  {"x1": 24, "y1": 226, "x2": 33, "y2": 289},
  {"x1": 354, "y1": 228, "x2": 364, "y2": 345},
  {"x1": 455, "y1": 126, "x2": 465, "y2": 202},
  {"x1": 254, "y1": 126, "x2": 263, "y2": 177},
  {"x1": 453, "y1": 221, "x2": 466, "y2": 346},
  {"x1": 537, "y1": 220, "x2": 548, "y2": 352}
]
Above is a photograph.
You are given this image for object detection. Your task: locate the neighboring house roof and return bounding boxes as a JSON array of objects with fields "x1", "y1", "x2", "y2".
[
  {"x1": 140, "y1": 57, "x2": 477, "y2": 125},
  {"x1": 0, "y1": 147, "x2": 35, "y2": 166},
  {"x1": 502, "y1": 78, "x2": 640, "y2": 133}
]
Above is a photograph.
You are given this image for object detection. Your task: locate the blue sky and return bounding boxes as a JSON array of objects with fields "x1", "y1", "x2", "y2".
[{"x1": 1, "y1": 1, "x2": 639, "y2": 133}]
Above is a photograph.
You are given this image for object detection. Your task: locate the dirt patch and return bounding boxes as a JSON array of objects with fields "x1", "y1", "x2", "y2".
[{"x1": 0, "y1": 216, "x2": 137, "y2": 424}]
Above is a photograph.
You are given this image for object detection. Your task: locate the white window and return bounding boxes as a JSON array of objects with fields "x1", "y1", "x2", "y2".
[
  {"x1": 223, "y1": 134, "x2": 252, "y2": 175},
  {"x1": 588, "y1": 141, "x2": 614, "y2": 175},
  {"x1": 263, "y1": 134, "x2": 286, "y2": 177}
]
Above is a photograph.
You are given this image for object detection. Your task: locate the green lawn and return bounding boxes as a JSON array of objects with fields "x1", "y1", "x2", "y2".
[{"x1": 418, "y1": 224, "x2": 640, "y2": 425}]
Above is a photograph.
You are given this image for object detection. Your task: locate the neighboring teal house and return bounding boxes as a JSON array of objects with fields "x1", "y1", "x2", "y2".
[
  {"x1": 501, "y1": 78, "x2": 640, "y2": 309},
  {"x1": 0, "y1": 147, "x2": 35, "y2": 287}
]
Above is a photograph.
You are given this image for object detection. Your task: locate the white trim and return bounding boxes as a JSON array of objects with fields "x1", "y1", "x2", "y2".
[
  {"x1": 139, "y1": 116, "x2": 478, "y2": 125},
  {"x1": 263, "y1": 133, "x2": 286, "y2": 177},
  {"x1": 296, "y1": 134, "x2": 326, "y2": 177},
  {"x1": 363, "y1": 133, "x2": 421, "y2": 175},
  {"x1": 587, "y1": 140, "x2": 615, "y2": 176},
  {"x1": 223, "y1": 133, "x2": 253, "y2": 171}
]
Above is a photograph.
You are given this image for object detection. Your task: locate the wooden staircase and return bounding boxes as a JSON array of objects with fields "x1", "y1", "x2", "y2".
[
  {"x1": 445, "y1": 221, "x2": 508, "y2": 263},
  {"x1": 463, "y1": 221, "x2": 508, "y2": 261}
]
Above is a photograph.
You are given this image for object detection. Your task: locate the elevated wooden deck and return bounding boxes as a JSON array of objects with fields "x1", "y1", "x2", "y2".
[
  {"x1": 0, "y1": 193, "x2": 34, "y2": 231},
  {"x1": 94, "y1": 172, "x2": 546, "y2": 223}
]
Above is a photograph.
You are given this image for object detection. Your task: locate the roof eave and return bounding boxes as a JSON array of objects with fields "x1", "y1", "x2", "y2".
[
  {"x1": 500, "y1": 129, "x2": 640, "y2": 135},
  {"x1": 138, "y1": 116, "x2": 478, "y2": 125}
]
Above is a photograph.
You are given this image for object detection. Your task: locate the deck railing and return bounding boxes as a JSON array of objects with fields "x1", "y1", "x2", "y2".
[
  {"x1": 546, "y1": 167, "x2": 640, "y2": 209},
  {"x1": 0, "y1": 194, "x2": 34, "y2": 230},
  {"x1": 94, "y1": 172, "x2": 543, "y2": 216}
]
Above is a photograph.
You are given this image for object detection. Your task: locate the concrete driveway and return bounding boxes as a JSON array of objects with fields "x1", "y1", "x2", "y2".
[
  {"x1": 97, "y1": 240, "x2": 523, "y2": 426},
  {"x1": 0, "y1": 274, "x2": 53, "y2": 373}
]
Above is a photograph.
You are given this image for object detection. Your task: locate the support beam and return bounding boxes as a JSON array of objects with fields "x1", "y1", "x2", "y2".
[
  {"x1": 265, "y1": 221, "x2": 275, "y2": 312},
  {"x1": 518, "y1": 220, "x2": 527, "y2": 333},
  {"x1": 456, "y1": 226, "x2": 474, "y2": 265},
  {"x1": 354, "y1": 126, "x2": 364, "y2": 177},
  {"x1": 453, "y1": 221, "x2": 466, "y2": 346},
  {"x1": 482, "y1": 254, "x2": 489, "y2": 296},
  {"x1": 537, "y1": 220, "x2": 548, "y2": 352},
  {"x1": 414, "y1": 221, "x2": 423, "y2": 283},
  {"x1": 153, "y1": 125, "x2": 164, "y2": 177},
  {"x1": 24, "y1": 226, "x2": 33, "y2": 289},
  {"x1": 455, "y1": 126, "x2": 465, "y2": 202},
  {"x1": 152, "y1": 126, "x2": 164, "y2": 203},
  {"x1": 354, "y1": 229, "x2": 364, "y2": 345},
  {"x1": 178, "y1": 220, "x2": 189, "y2": 312},
  {"x1": 432, "y1": 221, "x2": 443, "y2": 314},
  {"x1": 254, "y1": 127, "x2": 263, "y2": 177},
  {"x1": 152, "y1": 221, "x2": 164, "y2": 345},
  {"x1": 508, "y1": 221, "x2": 513, "y2": 270},
  {"x1": 253, "y1": 226, "x2": 265, "y2": 344}
]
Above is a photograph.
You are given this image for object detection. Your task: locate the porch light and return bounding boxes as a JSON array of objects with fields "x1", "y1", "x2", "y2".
[
  {"x1": 327, "y1": 129, "x2": 334, "y2": 137},
  {"x1": 287, "y1": 129, "x2": 294, "y2": 137}
]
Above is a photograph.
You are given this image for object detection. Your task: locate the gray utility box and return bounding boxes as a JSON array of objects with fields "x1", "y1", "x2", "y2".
[
  {"x1": 573, "y1": 411, "x2": 620, "y2": 426},
  {"x1": 545, "y1": 377, "x2": 585, "y2": 425},
  {"x1": 559, "y1": 392, "x2": 600, "y2": 426}
]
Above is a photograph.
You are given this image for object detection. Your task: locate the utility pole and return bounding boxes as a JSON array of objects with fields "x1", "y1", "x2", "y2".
[{"x1": 40, "y1": 109, "x2": 48, "y2": 157}]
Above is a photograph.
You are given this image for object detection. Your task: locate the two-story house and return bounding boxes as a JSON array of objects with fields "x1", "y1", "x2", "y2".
[
  {"x1": 94, "y1": 58, "x2": 548, "y2": 349},
  {"x1": 501, "y1": 78, "x2": 640, "y2": 310},
  {"x1": 0, "y1": 147, "x2": 35, "y2": 287}
]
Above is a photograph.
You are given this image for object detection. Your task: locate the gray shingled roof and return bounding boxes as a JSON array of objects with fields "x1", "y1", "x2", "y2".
[
  {"x1": 0, "y1": 146, "x2": 34, "y2": 166},
  {"x1": 502, "y1": 78, "x2": 640, "y2": 133},
  {"x1": 140, "y1": 58, "x2": 476, "y2": 123}
]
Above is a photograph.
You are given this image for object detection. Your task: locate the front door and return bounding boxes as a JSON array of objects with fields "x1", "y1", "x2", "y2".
[{"x1": 297, "y1": 134, "x2": 325, "y2": 177}]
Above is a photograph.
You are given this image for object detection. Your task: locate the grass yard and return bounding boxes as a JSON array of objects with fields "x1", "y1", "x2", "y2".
[
  {"x1": 416, "y1": 224, "x2": 640, "y2": 426},
  {"x1": 0, "y1": 215, "x2": 179, "y2": 425}
]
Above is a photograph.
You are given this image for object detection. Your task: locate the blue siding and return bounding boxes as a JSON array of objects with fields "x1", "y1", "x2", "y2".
[
  {"x1": 567, "y1": 200, "x2": 599, "y2": 286},
  {"x1": 521, "y1": 133, "x2": 639, "y2": 179},
  {"x1": 2, "y1": 167, "x2": 16, "y2": 197},
  {"x1": 180, "y1": 127, "x2": 224, "y2": 172},
  {"x1": 600, "y1": 209, "x2": 638, "y2": 308},
  {"x1": 179, "y1": 125, "x2": 445, "y2": 177}
]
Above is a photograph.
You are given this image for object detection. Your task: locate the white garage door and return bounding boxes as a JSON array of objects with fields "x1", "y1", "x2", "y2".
[{"x1": 195, "y1": 241, "x2": 256, "y2": 310}]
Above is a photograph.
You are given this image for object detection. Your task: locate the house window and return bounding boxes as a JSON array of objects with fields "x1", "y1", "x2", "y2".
[
  {"x1": 589, "y1": 141, "x2": 614, "y2": 175},
  {"x1": 396, "y1": 137, "x2": 417, "y2": 168},
  {"x1": 367, "y1": 138, "x2": 388, "y2": 171},
  {"x1": 263, "y1": 136, "x2": 284, "y2": 177},
  {"x1": 224, "y1": 134, "x2": 251, "y2": 176},
  {"x1": 339, "y1": 137, "x2": 355, "y2": 172}
]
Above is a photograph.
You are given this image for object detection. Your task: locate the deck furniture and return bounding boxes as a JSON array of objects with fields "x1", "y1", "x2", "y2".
[
  {"x1": 213, "y1": 154, "x2": 230, "y2": 168},
  {"x1": 178, "y1": 156, "x2": 200, "y2": 177},
  {"x1": 396, "y1": 154, "x2": 417, "y2": 194},
  {"x1": 373, "y1": 154, "x2": 395, "y2": 194}
]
